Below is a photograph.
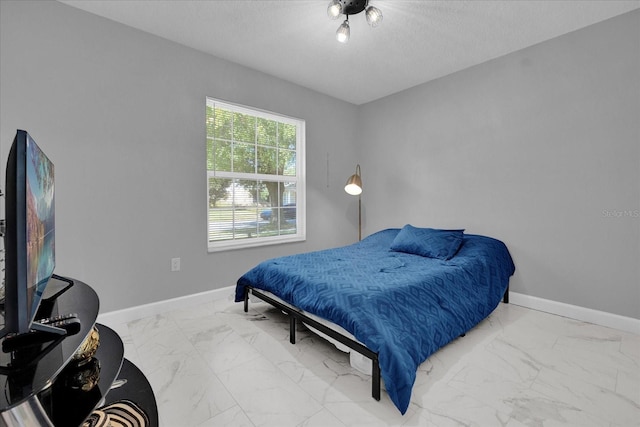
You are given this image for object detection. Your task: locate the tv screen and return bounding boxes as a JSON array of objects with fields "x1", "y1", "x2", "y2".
[{"x1": 3, "y1": 130, "x2": 55, "y2": 337}]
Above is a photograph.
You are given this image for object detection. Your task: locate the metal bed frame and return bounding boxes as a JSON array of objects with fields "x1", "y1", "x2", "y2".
[{"x1": 243, "y1": 285, "x2": 509, "y2": 402}]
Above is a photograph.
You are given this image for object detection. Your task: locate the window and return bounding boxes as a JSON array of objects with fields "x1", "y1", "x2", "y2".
[{"x1": 206, "y1": 98, "x2": 305, "y2": 251}]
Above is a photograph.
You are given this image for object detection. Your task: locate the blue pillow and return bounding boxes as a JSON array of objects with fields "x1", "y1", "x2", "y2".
[{"x1": 390, "y1": 225, "x2": 464, "y2": 260}]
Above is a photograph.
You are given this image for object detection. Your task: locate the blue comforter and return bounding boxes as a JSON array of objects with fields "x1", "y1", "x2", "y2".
[{"x1": 235, "y1": 229, "x2": 515, "y2": 414}]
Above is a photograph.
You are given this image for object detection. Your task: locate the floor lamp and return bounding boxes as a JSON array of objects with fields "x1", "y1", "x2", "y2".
[{"x1": 344, "y1": 164, "x2": 363, "y2": 241}]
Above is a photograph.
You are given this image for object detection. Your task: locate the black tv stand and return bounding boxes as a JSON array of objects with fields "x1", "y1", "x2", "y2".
[
  {"x1": 1, "y1": 325, "x2": 66, "y2": 356},
  {"x1": 0, "y1": 278, "x2": 158, "y2": 426},
  {"x1": 50, "y1": 274, "x2": 74, "y2": 287},
  {"x1": 37, "y1": 274, "x2": 75, "y2": 314},
  {"x1": 0, "y1": 334, "x2": 66, "y2": 374}
]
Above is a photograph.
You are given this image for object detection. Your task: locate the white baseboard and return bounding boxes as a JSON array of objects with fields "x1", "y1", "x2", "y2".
[
  {"x1": 510, "y1": 292, "x2": 640, "y2": 335},
  {"x1": 96, "y1": 285, "x2": 236, "y2": 327},
  {"x1": 96, "y1": 287, "x2": 639, "y2": 336}
]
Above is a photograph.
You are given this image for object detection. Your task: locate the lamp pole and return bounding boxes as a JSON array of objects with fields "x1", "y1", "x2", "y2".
[
  {"x1": 358, "y1": 193, "x2": 361, "y2": 241},
  {"x1": 344, "y1": 164, "x2": 363, "y2": 242}
]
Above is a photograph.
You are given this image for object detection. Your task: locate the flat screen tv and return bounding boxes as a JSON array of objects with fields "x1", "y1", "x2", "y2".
[{"x1": 2, "y1": 130, "x2": 56, "y2": 338}]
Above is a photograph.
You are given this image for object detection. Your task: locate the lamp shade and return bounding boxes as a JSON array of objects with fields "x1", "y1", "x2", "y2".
[
  {"x1": 336, "y1": 19, "x2": 350, "y2": 43},
  {"x1": 327, "y1": 0, "x2": 342, "y2": 19},
  {"x1": 344, "y1": 164, "x2": 362, "y2": 195},
  {"x1": 365, "y1": 5, "x2": 383, "y2": 27}
]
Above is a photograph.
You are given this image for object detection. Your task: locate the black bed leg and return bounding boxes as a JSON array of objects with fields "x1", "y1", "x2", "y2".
[
  {"x1": 244, "y1": 288, "x2": 250, "y2": 312},
  {"x1": 290, "y1": 315, "x2": 296, "y2": 344},
  {"x1": 503, "y1": 285, "x2": 510, "y2": 304},
  {"x1": 372, "y1": 358, "x2": 381, "y2": 401}
]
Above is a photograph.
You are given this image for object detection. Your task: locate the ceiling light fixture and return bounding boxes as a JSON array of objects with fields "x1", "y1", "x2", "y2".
[{"x1": 327, "y1": 0, "x2": 383, "y2": 44}]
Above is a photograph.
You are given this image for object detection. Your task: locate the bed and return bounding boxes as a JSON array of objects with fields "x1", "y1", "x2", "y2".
[{"x1": 235, "y1": 226, "x2": 515, "y2": 414}]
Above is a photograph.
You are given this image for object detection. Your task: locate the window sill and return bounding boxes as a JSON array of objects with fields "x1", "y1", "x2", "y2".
[{"x1": 207, "y1": 235, "x2": 306, "y2": 253}]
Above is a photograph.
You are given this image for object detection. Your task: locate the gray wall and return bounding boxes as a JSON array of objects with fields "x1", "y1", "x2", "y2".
[
  {"x1": 358, "y1": 11, "x2": 639, "y2": 318},
  {"x1": 0, "y1": 0, "x2": 360, "y2": 312}
]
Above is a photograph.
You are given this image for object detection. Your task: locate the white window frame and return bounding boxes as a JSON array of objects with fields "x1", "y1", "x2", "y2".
[{"x1": 206, "y1": 97, "x2": 306, "y2": 252}]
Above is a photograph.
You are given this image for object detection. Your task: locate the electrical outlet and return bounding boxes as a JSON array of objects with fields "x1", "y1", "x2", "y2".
[{"x1": 171, "y1": 257, "x2": 181, "y2": 272}]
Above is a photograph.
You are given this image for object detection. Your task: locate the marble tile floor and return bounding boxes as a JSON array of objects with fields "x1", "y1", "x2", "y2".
[{"x1": 105, "y1": 296, "x2": 640, "y2": 427}]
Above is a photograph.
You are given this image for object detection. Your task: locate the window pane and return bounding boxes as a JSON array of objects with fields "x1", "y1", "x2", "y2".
[
  {"x1": 214, "y1": 108, "x2": 232, "y2": 140},
  {"x1": 281, "y1": 205, "x2": 297, "y2": 222},
  {"x1": 278, "y1": 123, "x2": 296, "y2": 149},
  {"x1": 257, "y1": 118, "x2": 277, "y2": 147},
  {"x1": 206, "y1": 106, "x2": 216, "y2": 138},
  {"x1": 206, "y1": 138, "x2": 214, "y2": 171},
  {"x1": 257, "y1": 146, "x2": 277, "y2": 175},
  {"x1": 233, "y1": 113, "x2": 256, "y2": 144},
  {"x1": 260, "y1": 181, "x2": 279, "y2": 210},
  {"x1": 233, "y1": 142, "x2": 255, "y2": 173},
  {"x1": 233, "y1": 180, "x2": 258, "y2": 239},
  {"x1": 233, "y1": 211, "x2": 258, "y2": 239},
  {"x1": 281, "y1": 150, "x2": 296, "y2": 176},
  {"x1": 235, "y1": 179, "x2": 258, "y2": 208},
  {"x1": 214, "y1": 140, "x2": 232, "y2": 172},
  {"x1": 208, "y1": 208, "x2": 234, "y2": 241},
  {"x1": 274, "y1": 206, "x2": 297, "y2": 235},
  {"x1": 281, "y1": 182, "x2": 296, "y2": 207},
  {"x1": 208, "y1": 177, "x2": 231, "y2": 209},
  {"x1": 257, "y1": 181, "x2": 270, "y2": 206}
]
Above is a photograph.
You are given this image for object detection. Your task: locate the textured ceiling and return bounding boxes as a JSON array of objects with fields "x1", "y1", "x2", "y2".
[{"x1": 58, "y1": 1, "x2": 639, "y2": 105}]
